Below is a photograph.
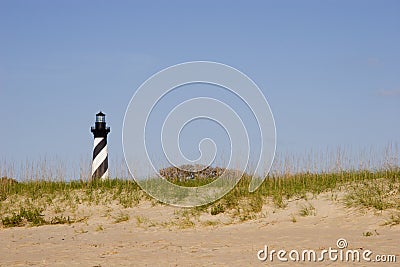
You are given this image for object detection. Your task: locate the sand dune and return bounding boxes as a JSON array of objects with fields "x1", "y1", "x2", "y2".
[{"x1": 0, "y1": 192, "x2": 399, "y2": 266}]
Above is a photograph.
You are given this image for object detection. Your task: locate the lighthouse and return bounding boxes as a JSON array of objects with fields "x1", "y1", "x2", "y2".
[{"x1": 91, "y1": 111, "x2": 110, "y2": 180}]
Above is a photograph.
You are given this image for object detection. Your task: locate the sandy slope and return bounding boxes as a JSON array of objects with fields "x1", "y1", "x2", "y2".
[{"x1": 0, "y1": 193, "x2": 399, "y2": 266}]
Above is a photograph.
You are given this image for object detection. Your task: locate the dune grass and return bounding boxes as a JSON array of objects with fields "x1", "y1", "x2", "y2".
[{"x1": 0, "y1": 167, "x2": 399, "y2": 228}]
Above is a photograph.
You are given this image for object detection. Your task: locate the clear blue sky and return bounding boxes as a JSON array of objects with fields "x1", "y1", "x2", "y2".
[{"x1": 1, "y1": 1, "x2": 399, "y2": 177}]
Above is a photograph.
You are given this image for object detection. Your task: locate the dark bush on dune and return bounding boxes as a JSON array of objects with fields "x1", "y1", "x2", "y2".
[
  {"x1": 159, "y1": 164, "x2": 245, "y2": 184},
  {"x1": 159, "y1": 164, "x2": 226, "y2": 182}
]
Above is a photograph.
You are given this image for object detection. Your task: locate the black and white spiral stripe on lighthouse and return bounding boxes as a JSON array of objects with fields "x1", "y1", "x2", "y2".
[{"x1": 91, "y1": 111, "x2": 110, "y2": 180}]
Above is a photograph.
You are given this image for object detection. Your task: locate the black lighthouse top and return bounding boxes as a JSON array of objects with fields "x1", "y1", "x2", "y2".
[{"x1": 91, "y1": 111, "x2": 110, "y2": 138}]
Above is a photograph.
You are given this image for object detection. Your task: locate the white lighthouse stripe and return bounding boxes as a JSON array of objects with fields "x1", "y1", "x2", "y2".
[
  {"x1": 92, "y1": 156, "x2": 107, "y2": 175},
  {"x1": 100, "y1": 169, "x2": 109, "y2": 180},
  {"x1": 92, "y1": 148, "x2": 108, "y2": 175},
  {"x1": 93, "y1": 137, "x2": 104, "y2": 148},
  {"x1": 91, "y1": 145, "x2": 108, "y2": 175}
]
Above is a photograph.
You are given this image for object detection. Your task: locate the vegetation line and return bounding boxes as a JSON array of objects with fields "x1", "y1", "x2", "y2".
[{"x1": 0, "y1": 167, "x2": 399, "y2": 228}]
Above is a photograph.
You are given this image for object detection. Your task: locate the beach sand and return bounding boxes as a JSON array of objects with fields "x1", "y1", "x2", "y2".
[{"x1": 0, "y1": 192, "x2": 399, "y2": 266}]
